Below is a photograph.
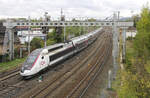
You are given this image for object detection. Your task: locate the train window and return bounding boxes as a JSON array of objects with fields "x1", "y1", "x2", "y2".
[
  {"x1": 22, "y1": 49, "x2": 42, "y2": 70},
  {"x1": 90, "y1": 23, "x2": 93, "y2": 25},
  {"x1": 22, "y1": 55, "x2": 38, "y2": 70},
  {"x1": 50, "y1": 47, "x2": 75, "y2": 61},
  {"x1": 76, "y1": 41, "x2": 86, "y2": 49},
  {"x1": 75, "y1": 23, "x2": 78, "y2": 25},
  {"x1": 85, "y1": 23, "x2": 88, "y2": 25},
  {"x1": 40, "y1": 23, "x2": 43, "y2": 25},
  {"x1": 42, "y1": 56, "x2": 44, "y2": 59},
  {"x1": 48, "y1": 46, "x2": 63, "y2": 53},
  {"x1": 17, "y1": 23, "x2": 20, "y2": 25},
  {"x1": 65, "y1": 23, "x2": 68, "y2": 25},
  {"x1": 22, "y1": 23, "x2": 25, "y2": 25},
  {"x1": 55, "y1": 23, "x2": 58, "y2": 25},
  {"x1": 45, "y1": 23, "x2": 48, "y2": 25},
  {"x1": 36, "y1": 23, "x2": 39, "y2": 25},
  {"x1": 60, "y1": 23, "x2": 63, "y2": 25},
  {"x1": 26, "y1": 55, "x2": 37, "y2": 63},
  {"x1": 106, "y1": 23, "x2": 110, "y2": 25}
]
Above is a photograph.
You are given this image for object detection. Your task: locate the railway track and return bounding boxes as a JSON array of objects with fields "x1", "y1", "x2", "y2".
[
  {"x1": 0, "y1": 70, "x2": 20, "y2": 93},
  {"x1": 0, "y1": 31, "x2": 104, "y2": 98},
  {"x1": 20, "y1": 32, "x2": 106, "y2": 98},
  {"x1": 0, "y1": 65, "x2": 21, "y2": 93},
  {"x1": 67, "y1": 37, "x2": 112, "y2": 98},
  {"x1": 0, "y1": 72, "x2": 26, "y2": 97},
  {"x1": 0, "y1": 30, "x2": 111, "y2": 98},
  {"x1": 0, "y1": 71, "x2": 19, "y2": 82},
  {"x1": 0, "y1": 80, "x2": 25, "y2": 96},
  {"x1": 43, "y1": 32, "x2": 112, "y2": 98}
]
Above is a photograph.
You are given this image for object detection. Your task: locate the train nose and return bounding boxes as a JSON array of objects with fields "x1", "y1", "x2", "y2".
[
  {"x1": 20, "y1": 69, "x2": 33, "y2": 76},
  {"x1": 21, "y1": 67, "x2": 25, "y2": 73}
]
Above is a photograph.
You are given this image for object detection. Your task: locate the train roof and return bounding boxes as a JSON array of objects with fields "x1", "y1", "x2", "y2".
[
  {"x1": 47, "y1": 43, "x2": 72, "y2": 56},
  {"x1": 30, "y1": 48, "x2": 43, "y2": 56},
  {"x1": 71, "y1": 35, "x2": 87, "y2": 41}
]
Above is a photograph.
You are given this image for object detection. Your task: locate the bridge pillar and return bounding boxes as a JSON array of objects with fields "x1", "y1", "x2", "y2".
[
  {"x1": 112, "y1": 13, "x2": 119, "y2": 80},
  {"x1": 7, "y1": 28, "x2": 14, "y2": 60},
  {"x1": 4, "y1": 20, "x2": 15, "y2": 61}
]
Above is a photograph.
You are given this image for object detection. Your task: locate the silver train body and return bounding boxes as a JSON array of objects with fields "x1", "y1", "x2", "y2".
[{"x1": 20, "y1": 28, "x2": 103, "y2": 77}]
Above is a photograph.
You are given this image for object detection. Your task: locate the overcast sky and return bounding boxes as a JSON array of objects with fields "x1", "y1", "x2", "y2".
[{"x1": 0, "y1": 0, "x2": 149, "y2": 19}]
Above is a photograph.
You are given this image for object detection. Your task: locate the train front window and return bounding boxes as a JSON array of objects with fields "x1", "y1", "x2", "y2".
[
  {"x1": 26, "y1": 55, "x2": 37, "y2": 64},
  {"x1": 22, "y1": 49, "x2": 42, "y2": 70},
  {"x1": 22, "y1": 55, "x2": 38, "y2": 70}
]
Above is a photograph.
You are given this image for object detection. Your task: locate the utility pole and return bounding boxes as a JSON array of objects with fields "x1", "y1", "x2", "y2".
[
  {"x1": 108, "y1": 70, "x2": 112, "y2": 88},
  {"x1": 61, "y1": 8, "x2": 63, "y2": 18},
  {"x1": 44, "y1": 35, "x2": 47, "y2": 47},
  {"x1": 118, "y1": 11, "x2": 120, "y2": 20},
  {"x1": 61, "y1": 8, "x2": 66, "y2": 42},
  {"x1": 63, "y1": 30, "x2": 66, "y2": 42},
  {"x1": 131, "y1": 10, "x2": 134, "y2": 40},
  {"x1": 28, "y1": 16, "x2": 31, "y2": 54},
  {"x1": 112, "y1": 12, "x2": 119, "y2": 79},
  {"x1": 44, "y1": 12, "x2": 49, "y2": 47},
  {"x1": 8, "y1": 29, "x2": 14, "y2": 60},
  {"x1": 20, "y1": 47, "x2": 22, "y2": 58},
  {"x1": 6, "y1": 19, "x2": 14, "y2": 61}
]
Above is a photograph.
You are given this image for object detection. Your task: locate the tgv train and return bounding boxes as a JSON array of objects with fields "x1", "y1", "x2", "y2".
[{"x1": 20, "y1": 28, "x2": 103, "y2": 77}]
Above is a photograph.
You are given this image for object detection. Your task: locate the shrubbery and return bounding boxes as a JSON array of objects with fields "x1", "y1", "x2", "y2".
[
  {"x1": 30, "y1": 37, "x2": 44, "y2": 51},
  {"x1": 116, "y1": 4, "x2": 150, "y2": 98}
]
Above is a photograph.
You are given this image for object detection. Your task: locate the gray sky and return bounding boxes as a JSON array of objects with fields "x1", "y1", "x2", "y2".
[{"x1": 0, "y1": 0, "x2": 149, "y2": 19}]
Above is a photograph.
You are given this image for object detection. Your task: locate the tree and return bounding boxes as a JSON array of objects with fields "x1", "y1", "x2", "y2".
[
  {"x1": 134, "y1": 4, "x2": 150, "y2": 58},
  {"x1": 132, "y1": 14, "x2": 140, "y2": 27},
  {"x1": 117, "y1": 4, "x2": 150, "y2": 98},
  {"x1": 46, "y1": 31, "x2": 56, "y2": 46},
  {"x1": 30, "y1": 37, "x2": 44, "y2": 51}
]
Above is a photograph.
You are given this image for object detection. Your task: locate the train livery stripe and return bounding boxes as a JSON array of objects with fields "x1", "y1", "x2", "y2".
[{"x1": 32, "y1": 54, "x2": 40, "y2": 68}]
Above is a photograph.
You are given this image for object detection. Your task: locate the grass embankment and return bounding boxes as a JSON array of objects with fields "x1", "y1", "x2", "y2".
[
  {"x1": 112, "y1": 40, "x2": 137, "y2": 98},
  {"x1": 121, "y1": 40, "x2": 136, "y2": 97},
  {"x1": 0, "y1": 57, "x2": 26, "y2": 72},
  {"x1": 113, "y1": 40, "x2": 150, "y2": 98}
]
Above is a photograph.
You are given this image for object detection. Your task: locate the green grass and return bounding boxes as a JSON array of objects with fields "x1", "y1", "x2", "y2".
[
  {"x1": 125, "y1": 41, "x2": 135, "y2": 69},
  {"x1": 126, "y1": 41, "x2": 150, "y2": 74},
  {"x1": 0, "y1": 57, "x2": 26, "y2": 72},
  {"x1": 144, "y1": 60, "x2": 150, "y2": 73},
  {"x1": 126, "y1": 41, "x2": 135, "y2": 58},
  {"x1": 112, "y1": 40, "x2": 137, "y2": 98}
]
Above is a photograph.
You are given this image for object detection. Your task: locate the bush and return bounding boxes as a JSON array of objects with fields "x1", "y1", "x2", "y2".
[
  {"x1": 47, "y1": 39, "x2": 56, "y2": 46},
  {"x1": 30, "y1": 37, "x2": 44, "y2": 51}
]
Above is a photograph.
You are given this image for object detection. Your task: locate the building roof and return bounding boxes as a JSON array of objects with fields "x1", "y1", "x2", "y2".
[{"x1": 128, "y1": 26, "x2": 136, "y2": 31}]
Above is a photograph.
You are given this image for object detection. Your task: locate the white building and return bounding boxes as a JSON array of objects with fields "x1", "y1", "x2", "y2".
[
  {"x1": 17, "y1": 28, "x2": 53, "y2": 44},
  {"x1": 126, "y1": 32, "x2": 137, "y2": 38},
  {"x1": 17, "y1": 30, "x2": 43, "y2": 44},
  {"x1": 126, "y1": 27, "x2": 137, "y2": 38}
]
